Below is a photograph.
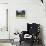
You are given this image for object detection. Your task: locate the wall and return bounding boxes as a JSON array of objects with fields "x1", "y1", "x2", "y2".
[{"x1": 43, "y1": 1, "x2": 46, "y2": 45}]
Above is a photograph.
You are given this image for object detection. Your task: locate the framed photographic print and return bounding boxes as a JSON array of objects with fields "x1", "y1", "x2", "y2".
[{"x1": 16, "y1": 10, "x2": 25, "y2": 17}]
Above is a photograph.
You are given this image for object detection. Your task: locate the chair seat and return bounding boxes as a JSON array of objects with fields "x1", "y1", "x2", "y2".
[{"x1": 24, "y1": 34, "x2": 32, "y2": 38}]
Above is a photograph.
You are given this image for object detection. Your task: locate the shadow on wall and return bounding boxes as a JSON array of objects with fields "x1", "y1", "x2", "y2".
[{"x1": 40, "y1": 25, "x2": 45, "y2": 46}]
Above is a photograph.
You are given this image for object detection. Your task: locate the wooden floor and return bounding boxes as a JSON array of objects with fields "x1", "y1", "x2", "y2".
[{"x1": 19, "y1": 41, "x2": 43, "y2": 46}]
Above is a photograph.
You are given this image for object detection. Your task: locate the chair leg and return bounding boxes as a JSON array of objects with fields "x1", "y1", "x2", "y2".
[
  {"x1": 30, "y1": 39, "x2": 34, "y2": 46},
  {"x1": 20, "y1": 41, "x2": 21, "y2": 45}
]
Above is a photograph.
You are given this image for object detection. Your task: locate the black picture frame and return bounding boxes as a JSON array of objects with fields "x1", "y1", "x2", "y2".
[{"x1": 16, "y1": 10, "x2": 25, "y2": 17}]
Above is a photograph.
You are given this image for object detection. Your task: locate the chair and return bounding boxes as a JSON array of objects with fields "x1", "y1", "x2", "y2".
[{"x1": 19, "y1": 23, "x2": 40, "y2": 46}]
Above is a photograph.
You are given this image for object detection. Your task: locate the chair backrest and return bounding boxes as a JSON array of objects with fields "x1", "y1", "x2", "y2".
[{"x1": 27, "y1": 23, "x2": 40, "y2": 35}]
